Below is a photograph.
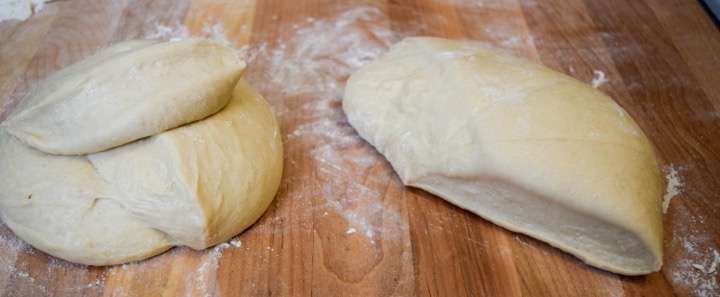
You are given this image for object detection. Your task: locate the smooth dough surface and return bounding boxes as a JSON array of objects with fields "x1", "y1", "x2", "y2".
[
  {"x1": 343, "y1": 37, "x2": 663, "y2": 275},
  {"x1": 0, "y1": 39, "x2": 282, "y2": 265},
  {"x1": 2, "y1": 38, "x2": 246, "y2": 155},
  {"x1": 0, "y1": 130, "x2": 173, "y2": 264}
]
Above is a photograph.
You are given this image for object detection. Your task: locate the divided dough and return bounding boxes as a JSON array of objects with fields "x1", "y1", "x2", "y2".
[
  {"x1": 0, "y1": 40, "x2": 283, "y2": 265},
  {"x1": 4, "y1": 39, "x2": 245, "y2": 155},
  {"x1": 343, "y1": 37, "x2": 663, "y2": 275}
]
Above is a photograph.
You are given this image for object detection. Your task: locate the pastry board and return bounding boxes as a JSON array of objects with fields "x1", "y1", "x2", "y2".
[{"x1": 0, "y1": 0, "x2": 719, "y2": 296}]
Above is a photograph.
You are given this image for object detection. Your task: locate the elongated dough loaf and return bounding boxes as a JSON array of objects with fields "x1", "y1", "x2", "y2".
[
  {"x1": 343, "y1": 37, "x2": 663, "y2": 275},
  {"x1": 0, "y1": 40, "x2": 282, "y2": 266}
]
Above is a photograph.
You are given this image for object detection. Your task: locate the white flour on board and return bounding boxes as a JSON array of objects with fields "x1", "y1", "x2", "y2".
[
  {"x1": 591, "y1": 70, "x2": 608, "y2": 88},
  {"x1": 0, "y1": 234, "x2": 44, "y2": 294},
  {"x1": 671, "y1": 209, "x2": 720, "y2": 297},
  {"x1": 265, "y1": 6, "x2": 409, "y2": 244},
  {"x1": 0, "y1": 231, "x2": 110, "y2": 296},
  {"x1": 663, "y1": 164, "x2": 685, "y2": 214},
  {"x1": 146, "y1": 21, "x2": 190, "y2": 41},
  {"x1": 147, "y1": 21, "x2": 230, "y2": 46},
  {"x1": 661, "y1": 163, "x2": 718, "y2": 297},
  {"x1": 187, "y1": 242, "x2": 234, "y2": 297},
  {"x1": 146, "y1": 20, "x2": 266, "y2": 69},
  {"x1": 0, "y1": 0, "x2": 46, "y2": 22}
]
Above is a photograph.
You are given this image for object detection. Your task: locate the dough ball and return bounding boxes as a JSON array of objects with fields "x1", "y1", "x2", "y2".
[
  {"x1": 0, "y1": 40, "x2": 282, "y2": 266},
  {"x1": 343, "y1": 37, "x2": 662, "y2": 275}
]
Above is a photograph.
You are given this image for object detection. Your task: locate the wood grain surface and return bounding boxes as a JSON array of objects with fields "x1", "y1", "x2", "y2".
[{"x1": 1, "y1": 0, "x2": 719, "y2": 296}]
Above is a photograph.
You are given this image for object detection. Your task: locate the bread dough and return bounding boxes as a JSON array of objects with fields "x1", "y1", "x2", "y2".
[
  {"x1": 3, "y1": 39, "x2": 245, "y2": 155},
  {"x1": 0, "y1": 80, "x2": 282, "y2": 265},
  {"x1": 0, "y1": 40, "x2": 282, "y2": 265},
  {"x1": 343, "y1": 37, "x2": 663, "y2": 275},
  {"x1": 88, "y1": 80, "x2": 283, "y2": 250},
  {"x1": 0, "y1": 130, "x2": 173, "y2": 264}
]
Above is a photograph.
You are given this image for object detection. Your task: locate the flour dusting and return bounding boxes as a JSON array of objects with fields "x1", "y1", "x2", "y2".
[
  {"x1": 186, "y1": 238, "x2": 244, "y2": 297},
  {"x1": 190, "y1": 244, "x2": 228, "y2": 297},
  {"x1": 251, "y1": 5, "x2": 408, "y2": 244},
  {"x1": 0, "y1": 234, "x2": 44, "y2": 294},
  {"x1": 0, "y1": 230, "x2": 109, "y2": 295},
  {"x1": 669, "y1": 197, "x2": 719, "y2": 297},
  {"x1": 591, "y1": 70, "x2": 608, "y2": 88},
  {"x1": 229, "y1": 238, "x2": 242, "y2": 248},
  {"x1": 146, "y1": 21, "x2": 267, "y2": 67},
  {"x1": 672, "y1": 235, "x2": 720, "y2": 297},
  {"x1": 262, "y1": 6, "x2": 393, "y2": 101},
  {"x1": 0, "y1": 0, "x2": 46, "y2": 22},
  {"x1": 663, "y1": 164, "x2": 684, "y2": 213},
  {"x1": 146, "y1": 21, "x2": 231, "y2": 46},
  {"x1": 146, "y1": 21, "x2": 190, "y2": 41}
]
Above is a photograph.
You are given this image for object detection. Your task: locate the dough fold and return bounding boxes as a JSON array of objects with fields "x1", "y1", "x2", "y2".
[
  {"x1": 0, "y1": 131, "x2": 173, "y2": 265},
  {"x1": 3, "y1": 39, "x2": 245, "y2": 155},
  {"x1": 0, "y1": 40, "x2": 282, "y2": 265},
  {"x1": 343, "y1": 37, "x2": 663, "y2": 275}
]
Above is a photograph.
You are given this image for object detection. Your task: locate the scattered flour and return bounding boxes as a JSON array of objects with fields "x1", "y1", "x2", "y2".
[
  {"x1": 479, "y1": 26, "x2": 536, "y2": 57},
  {"x1": 145, "y1": 21, "x2": 266, "y2": 67},
  {"x1": 229, "y1": 238, "x2": 242, "y2": 248},
  {"x1": 672, "y1": 236, "x2": 720, "y2": 297},
  {"x1": 235, "y1": 7, "x2": 416, "y2": 291},
  {"x1": 254, "y1": 5, "x2": 407, "y2": 245},
  {"x1": 591, "y1": 70, "x2": 609, "y2": 88},
  {"x1": 0, "y1": 230, "x2": 109, "y2": 296},
  {"x1": 200, "y1": 23, "x2": 233, "y2": 48},
  {"x1": 0, "y1": 0, "x2": 46, "y2": 22},
  {"x1": 663, "y1": 164, "x2": 684, "y2": 213},
  {"x1": 669, "y1": 198, "x2": 719, "y2": 297},
  {"x1": 501, "y1": 36, "x2": 521, "y2": 47},
  {"x1": 261, "y1": 6, "x2": 393, "y2": 100},
  {"x1": 0, "y1": 235, "x2": 46, "y2": 295},
  {"x1": 145, "y1": 22, "x2": 190, "y2": 41},
  {"x1": 146, "y1": 21, "x2": 232, "y2": 47},
  {"x1": 187, "y1": 240, "x2": 244, "y2": 297},
  {"x1": 189, "y1": 244, "x2": 228, "y2": 297},
  {"x1": 688, "y1": 249, "x2": 719, "y2": 275}
]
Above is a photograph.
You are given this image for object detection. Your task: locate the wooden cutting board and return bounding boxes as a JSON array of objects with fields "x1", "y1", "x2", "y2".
[{"x1": 1, "y1": 0, "x2": 719, "y2": 296}]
